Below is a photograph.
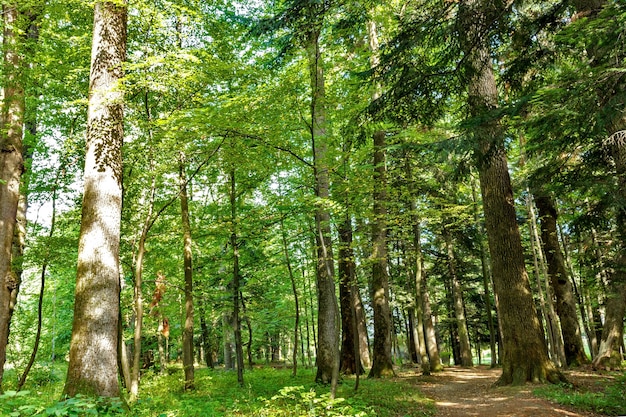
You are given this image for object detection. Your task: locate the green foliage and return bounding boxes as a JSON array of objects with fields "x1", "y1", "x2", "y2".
[
  {"x1": 255, "y1": 385, "x2": 370, "y2": 417},
  {"x1": 0, "y1": 391, "x2": 124, "y2": 417},
  {"x1": 533, "y1": 374, "x2": 626, "y2": 416},
  {"x1": 2, "y1": 365, "x2": 433, "y2": 417}
]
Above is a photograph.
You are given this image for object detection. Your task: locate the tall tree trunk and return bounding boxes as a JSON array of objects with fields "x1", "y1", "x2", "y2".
[
  {"x1": 570, "y1": 0, "x2": 625, "y2": 371},
  {"x1": 369, "y1": 128, "x2": 395, "y2": 378},
  {"x1": 443, "y1": 226, "x2": 473, "y2": 367},
  {"x1": 0, "y1": 2, "x2": 26, "y2": 391},
  {"x1": 279, "y1": 214, "x2": 300, "y2": 376},
  {"x1": 229, "y1": 171, "x2": 245, "y2": 386},
  {"x1": 534, "y1": 194, "x2": 589, "y2": 366},
  {"x1": 593, "y1": 132, "x2": 626, "y2": 370},
  {"x1": 527, "y1": 194, "x2": 566, "y2": 367},
  {"x1": 64, "y1": 0, "x2": 127, "y2": 397},
  {"x1": 338, "y1": 216, "x2": 362, "y2": 375},
  {"x1": 179, "y1": 155, "x2": 194, "y2": 390},
  {"x1": 405, "y1": 157, "x2": 440, "y2": 373},
  {"x1": 306, "y1": 26, "x2": 339, "y2": 390},
  {"x1": 459, "y1": 0, "x2": 562, "y2": 384},
  {"x1": 470, "y1": 179, "x2": 497, "y2": 367},
  {"x1": 199, "y1": 304, "x2": 213, "y2": 369}
]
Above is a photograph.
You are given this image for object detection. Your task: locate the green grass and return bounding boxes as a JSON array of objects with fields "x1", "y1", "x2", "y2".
[
  {"x1": 533, "y1": 373, "x2": 626, "y2": 416},
  {"x1": 1, "y1": 365, "x2": 434, "y2": 417}
]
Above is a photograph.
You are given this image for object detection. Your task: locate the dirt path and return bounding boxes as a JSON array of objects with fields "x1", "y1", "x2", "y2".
[{"x1": 408, "y1": 366, "x2": 606, "y2": 417}]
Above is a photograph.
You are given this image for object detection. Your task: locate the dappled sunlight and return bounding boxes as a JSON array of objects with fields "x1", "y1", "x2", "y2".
[{"x1": 409, "y1": 366, "x2": 599, "y2": 417}]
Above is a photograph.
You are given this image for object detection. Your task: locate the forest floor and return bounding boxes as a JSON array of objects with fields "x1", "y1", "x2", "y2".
[{"x1": 407, "y1": 365, "x2": 616, "y2": 417}]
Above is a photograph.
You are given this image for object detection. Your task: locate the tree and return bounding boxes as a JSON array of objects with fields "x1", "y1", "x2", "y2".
[
  {"x1": 0, "y1": 1, "x2": 29, "y2": 391},
  {"x1": 458, "y1": 0, "x2": 562, "y2": 384},
  {"x1": 179, "y1": 154, "x2": 195, "y2": 390},
  {"x1": 534, "y1": 193, "x2": 588, "y2": 366},
  {"x1": 368, "y1": 129, "x2": 395, "y2": 378},
  {"x1": 63, "y1": 0, "x2": 127, "y2": 397}
]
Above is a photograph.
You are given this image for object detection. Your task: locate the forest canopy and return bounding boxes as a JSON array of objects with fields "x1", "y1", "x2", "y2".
[{"x1": 0, "y1": 0, "x2": 624, "y2": 413}]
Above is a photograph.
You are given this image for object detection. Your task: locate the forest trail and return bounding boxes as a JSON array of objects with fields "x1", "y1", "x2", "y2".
[{"x1": 407, "y1": 366, "x2": 606, "y2": 417}]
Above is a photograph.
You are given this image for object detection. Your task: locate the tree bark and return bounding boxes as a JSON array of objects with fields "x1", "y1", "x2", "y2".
[
  {"x1": 571, "y1": 0, "x2": 625, "y2": 371},
  {"x1": 593, "y1": 133, "x2": 626, "y2": 370},
  {"x1": 338, "y1": 216, "x2": 363, "y2": 375},
  {"x1": 0, "y1": 2, "x2": 26, "y2": 391},
  {"x1": 368, "y1": 129, "x2": 395, "y2": 378},
  {"x1": 527, "y1": 194, "x2": 566, "y2": 367},
  {"x1": 63, "y1": 0, "x2": 127, "y2": 398},
  {"x1": 470, "y1": 179, "x2": 497, "y2": 367},
  {"x1": 443, "y1": 226, "x2": 473, "y2": 367},
  {"x1": 534, "y1": 194, "x2": 589, "y2": 366},
  {"x1": 306, "y1": 25, "x2": 339, "y2": 389},
  {"x1": 179, "y1": 155, "x2": 194, "y2": 390},
  {"x1": 229, "y1": 170, "x2": 245, "y2": 385},
  {"x1": 459, "y1": 0, "x2": 562, "y2": 385}
]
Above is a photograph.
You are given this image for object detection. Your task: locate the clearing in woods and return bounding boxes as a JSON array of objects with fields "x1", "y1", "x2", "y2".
[{"x1": 404, "y1": 365, "x2": 613, "y2": 417}]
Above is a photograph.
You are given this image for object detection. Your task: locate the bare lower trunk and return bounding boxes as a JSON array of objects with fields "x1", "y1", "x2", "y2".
[
  {"x1": 338, "y1": 217, "x2": 362, "y2": 375},
  {"x1": 471, "y1": 179, "x2": 498, "y2": 367},
  {"x1": 230, "y1": 171, "x2": 244, "y2": 386},
  {"x1": 179, "y1": 157, "x2": 194, "y2": 390},
  {"x1": 64, "y1": 0, "x2": 127, "y2": 397},
  {"x1": 306, "y1": 26, "x2": 339, "y2": 389},
  {"x1": 368, "y1": 129, "x2": 395, "y2": 378},
  {"x1": 534, "y1": 194, "x2": 588, "y2": 366},
  {"x1": 443, "y1": 226, "x2": 473, "y2": 367},
  {"x1": 460, "y1": 0, "x2": 561, "y2": 385},
  {"x1": 527, "y1": 195, "x2": 566, "y2": 367},
  {"x1": 0, "y1": 2, "x2": 26, "y2": 391}
]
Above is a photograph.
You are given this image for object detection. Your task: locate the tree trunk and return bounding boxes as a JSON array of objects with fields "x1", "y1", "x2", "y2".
[
  {"x1": 534, "y1": 194, "x2": 589, "y2": 366},
  {"x1": 471, "y1": 178, "x2": 498, "y2": 367},
  {"x1": 459, "y1": 0, "x2": 562, "y2": 385},
  {"x1": 571, "y1": 0, "x2": 625, "y2": 371},
  {"x1": 593, "y1": 132, "x2": 626, "y2": 370},
  {"x1": 443, "y1": 226, "x2": 473, "y2": 367},
  {"x1": 279, "y1": 213, "x2": 300, "y2": 376},
  {"x1": 368, "y1": 129, "x2": 395, "y2": 378},
  {"x1": 527, "y1": 194, "x2": 566, "y2": 367},
  {"x1": 0, "y1": 2, "x2": 26, "y2": 391},
  {"x1": 179, "y1": 155, "x2": 194, "y2": 390},
  {"x1": 338, "y1": 217, "x2": 363, "y2": 375},
  {"x1": 229, "y1": 170, "x2": 245, "y2": 385},
  {"x1": 306, "y1": 26, "x2": 339, "y2": 389},
  {"x1": 63, "y1": 0, "x2": 127, "y2": 398}
]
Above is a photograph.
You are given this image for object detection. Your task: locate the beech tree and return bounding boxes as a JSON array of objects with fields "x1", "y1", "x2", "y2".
[
  {"x1": 0, "y1": 2, "x2": 26, "y2": 391},
  {"x1": 63, "y1": 0, "x2": 127, "y2": 397}
]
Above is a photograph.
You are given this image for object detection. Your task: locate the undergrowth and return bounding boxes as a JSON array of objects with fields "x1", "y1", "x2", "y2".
[
  {"x1": 533, "y1": 372, "x2": 626, "y2": 416},
  {"x1": 1, "y1": 365, "x2": 434, "y2": 417}
]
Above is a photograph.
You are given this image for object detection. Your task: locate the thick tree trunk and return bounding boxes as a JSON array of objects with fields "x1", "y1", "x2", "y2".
[
  {"x1": 459, "y1": 0, "x2": 562, "y2": 385},
  {"x1": 534, "y1": 194, "x2": 589, "y2": 366},
  {"x1": 179, "y1": 156, "x2": 194, "y2": 390},
  {"x1": 443, "y1": 226, "x2": 473, "y2": 367},
  {"x1": 0, "y1": 2, "x2": 26, "y2": 391},
  {"x1": 64, "y1": 0, "x2": 127, "y2": 398},
  {"x1": 306, "y1": 27, "x2": 339, "y2": 389},
  {"x1": 369, "y1": 130, "x2": 395, "y2": 378}
]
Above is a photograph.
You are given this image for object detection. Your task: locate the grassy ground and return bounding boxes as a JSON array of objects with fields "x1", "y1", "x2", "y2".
[
  {"x1": 0, "y1": 364, "x2": 435, "y2": 416},
  {"x1": 533, "y1": 369, "x2": 626, "y2": 416}
]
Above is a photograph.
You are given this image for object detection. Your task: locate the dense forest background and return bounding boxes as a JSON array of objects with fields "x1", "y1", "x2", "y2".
[{"x1": 0, "y1": 0, "x2": 625, "y2": 413}]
